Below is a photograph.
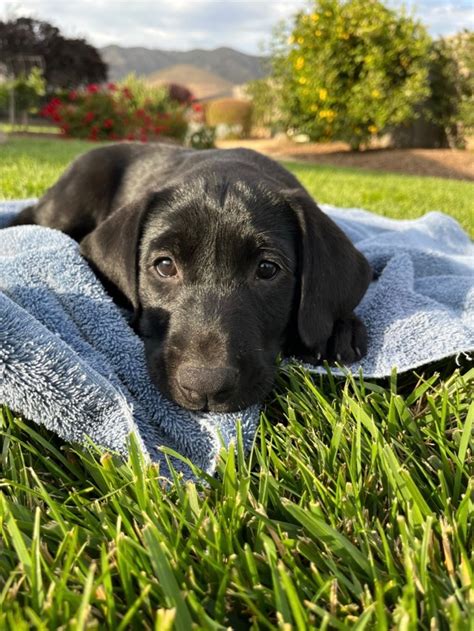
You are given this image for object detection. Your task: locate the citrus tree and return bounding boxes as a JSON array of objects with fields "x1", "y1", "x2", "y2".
[{"x1": 273, "y1": 0, "x2": 431, "y2": 149}]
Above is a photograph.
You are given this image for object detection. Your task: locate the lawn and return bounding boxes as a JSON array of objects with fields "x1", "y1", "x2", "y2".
[
  {"x1": 1, "y1": 137, "x2": 473, "y2": 629},
  {"x1": 0, "y1": 123, "x2": 60, "y2": 135}
]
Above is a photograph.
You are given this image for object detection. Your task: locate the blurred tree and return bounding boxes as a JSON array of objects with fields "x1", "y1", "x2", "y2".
[
  {"x1": 11, "y1": 67, "x2": 46, "y2": 126},
  {"x1": 245, "y1": 77, "x2": 284, "y2": 134},
  {"x1": 166, "y1": 83, "x2": 194, "y2": 105},
  {"x1": 271, "y1": 0, "x2": 431, "y2": 149},
  {"x1": 430, "y1": 31, "x2": 474, "y2": 144},
  {"x1": 0, "y1": 17, "x2": 107, "y2": 90},
  {"x1": 455, "y1": 31, "x2": 474, "y2": 135},
  {"x1": 391, "y1": 31, "x2": 473, "y2": 148}
]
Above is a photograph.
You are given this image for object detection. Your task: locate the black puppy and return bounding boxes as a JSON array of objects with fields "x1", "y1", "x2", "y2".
[{"x1": 10, "y1": 143, "x2": 371, "y2": 412}]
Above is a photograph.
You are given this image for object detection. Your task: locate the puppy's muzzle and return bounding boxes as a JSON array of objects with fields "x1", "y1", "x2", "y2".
[{"x1": 176, "y1": 364, "x2": 238, "y2": 408}]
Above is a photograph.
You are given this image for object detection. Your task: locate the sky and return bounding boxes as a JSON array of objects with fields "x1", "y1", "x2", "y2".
[{"x1": 1, "y1": 0, "x2": 472, "y2": 54}]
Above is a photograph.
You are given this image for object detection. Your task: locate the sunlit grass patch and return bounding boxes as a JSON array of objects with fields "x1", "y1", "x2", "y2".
[{"x1": 1, "y1": 366, "x2": 472, "y2": 628}]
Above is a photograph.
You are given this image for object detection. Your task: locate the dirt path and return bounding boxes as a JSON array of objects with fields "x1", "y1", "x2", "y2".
[{"x1": 217, "y1": 138, "x2": 474, "y2": 182}]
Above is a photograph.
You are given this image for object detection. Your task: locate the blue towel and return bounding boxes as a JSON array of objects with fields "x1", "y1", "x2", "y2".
[{"x1": 1, "y1": 200, "x2": 473, "y2": 475}]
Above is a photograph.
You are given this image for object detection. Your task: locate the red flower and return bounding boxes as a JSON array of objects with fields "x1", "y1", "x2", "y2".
[
  {"x1": 107, "y1": 82, "x2": 117, "y2": 91},
  {"x1": 103, "y1": 118, "x2": 114, "y2": 129},
  {"x1": 86, "y1": 84, "x2": 99, "y2": 94},
  {"x1": 122, "y1": 87, "x2": 133, "y2": 100},
  {"x1": 41, "y1": 95, "x2": 67, "y2": 123},
  {"x1": 68, "y1": 90, "x2": 78, "y2": 101},
  {"x1": 84, "y1": 111, "x2": 95, "y2": 123},
  {"x1": 140, "y1": 132, "x2": 148, "y2": 142},
  {"x1": 135, "y1": 108, "x2": 146, "y2": 118},
  {"x1": 89, "y1": 125, "x2": 99, "y2": 140},
  {"x1": 192, "y1": 102, "x2": 203, "y2": 113},
  {"x1": 126, "y1": 132, "x2": 135, "y2": 140},
  {"x1": 154, "y1": 125, "x2": 166, "y2": 134}
]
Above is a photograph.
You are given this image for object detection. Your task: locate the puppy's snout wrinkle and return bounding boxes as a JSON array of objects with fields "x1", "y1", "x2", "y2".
[{"x1": 176, "y1": 365, "x2": 238, "y2": 405}]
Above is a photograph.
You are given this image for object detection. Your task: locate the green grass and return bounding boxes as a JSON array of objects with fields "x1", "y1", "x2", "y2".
[
  {"x1": 0, "y1": 122, "x2": 60, "y2": 134},
  {"x1": 1, "y1": 138, "x2": 473, "y2": 629},
  {"x1": 0, "y1": 138, "x2": 92, "y2": 199},
  {"x1": 289, "y1": 162, "x2": 474, "y2": 237}
]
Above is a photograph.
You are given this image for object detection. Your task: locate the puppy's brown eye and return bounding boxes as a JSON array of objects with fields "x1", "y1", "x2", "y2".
[
  {"x1": 155, "y1": 257, "x2": 178, "y2": 278},
  {"x1": 256, "y1": 260, "x2": 279, "y2": 280}
]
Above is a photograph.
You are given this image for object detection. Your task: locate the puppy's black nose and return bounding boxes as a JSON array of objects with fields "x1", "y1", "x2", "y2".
[{"x1": 176, "y1": 365, "x2": 238, "y2": 405}]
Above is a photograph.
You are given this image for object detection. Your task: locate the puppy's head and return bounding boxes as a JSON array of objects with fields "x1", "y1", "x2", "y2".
[{"x1": 80, "y1": 168, "x2": 370, "y2": 412}]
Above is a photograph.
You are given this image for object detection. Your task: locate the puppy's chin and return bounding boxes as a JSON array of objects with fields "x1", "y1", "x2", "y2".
[
  {"x1": 167, "y1": 393, "x2": 250, "y2": 414},
  {"x1": 145, "y1": 353, "x2": 275, "y2": 412},
  {"x1": 157, "y1": 376, "x2": 274, "y2": 413}
]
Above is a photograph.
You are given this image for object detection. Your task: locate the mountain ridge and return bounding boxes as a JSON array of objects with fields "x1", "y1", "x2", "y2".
[
  {"x1": 100, "y1": 45, "x2": 268, "y2": 86},
  {"x1": 147, "y1": 64, "x2": 235, "y2": 99}
]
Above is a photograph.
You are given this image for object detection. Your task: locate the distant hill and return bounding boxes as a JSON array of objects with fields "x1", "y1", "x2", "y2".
[
  {"x1": 101, "y1": 45, "x2": 267, "y2": 86},
  {"x1": 147, "y1": 64, "x2": 235, "y2": 99}
]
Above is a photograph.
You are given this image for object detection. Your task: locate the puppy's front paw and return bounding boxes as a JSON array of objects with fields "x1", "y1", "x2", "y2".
[
  {"x1": 326, "y1": 315, "x2": 367, "y2": 364},
  {"x1": 287, "y1": 315, "x2": 368, "y2": 366}
]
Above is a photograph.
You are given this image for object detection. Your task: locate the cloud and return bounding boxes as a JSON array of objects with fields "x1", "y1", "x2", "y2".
[
  {"x1": 388, "y1": 1, "x2": 474, "y2": 36},
  {"x1": 4, "y1": 0, "x2": 303, "y2": 52},
  {"x1": 419, "y1": 3, "x2": 474, "y2": 36},
  {"x1": 3, "y1": 0, "x2": 471, "y2": 53}
]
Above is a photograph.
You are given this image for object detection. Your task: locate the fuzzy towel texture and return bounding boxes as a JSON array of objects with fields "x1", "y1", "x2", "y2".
[{"x1": 1, "y1": 200, "x2": 473, "y2": 475}]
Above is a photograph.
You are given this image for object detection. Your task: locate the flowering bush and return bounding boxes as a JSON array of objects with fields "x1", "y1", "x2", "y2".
[
  {"x1": 41, "y1": 78, "x2": 189, "y2": 142},
  {"x1": 272, "y1": 0, "x2": 431, "y2": 149}
]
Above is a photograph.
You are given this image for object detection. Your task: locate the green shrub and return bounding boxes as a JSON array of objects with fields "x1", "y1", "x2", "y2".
[
  {"x1": 245, "y1": 77, "x2": 284, "y2": 133},
  {"x1": 457, "y1": 32, "x2": 474, "y2": 133},
  {"x1": 427, "y1": 31, "x2": 474, "y2": 143},
  {"x1": 188, "y1": 125, "x2": 216, "y2": 149},
  {"x1": 391, "y1": 32, "x2": 474, "y2": 149},
  {"x1": 272, "y1": 0, "x2": 431, "y2": 149},
  {"x1": 0, "y1": 82, "x2": 8, "y2": 112},
  {"x1": 0, "y1": 67, "x2": 46, "y2": 124},
  {"x1": 205, "y1": 98, "x2": 253, "y2": 137}
]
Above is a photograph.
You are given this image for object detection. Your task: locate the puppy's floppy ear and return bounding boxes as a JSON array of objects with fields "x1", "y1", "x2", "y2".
[
  {"x1": 79, "y1": 193, "x2": 157, "y2": 312},
  {"x1": 284, "y1": 188, "x2": 371, "y2": 356}
]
